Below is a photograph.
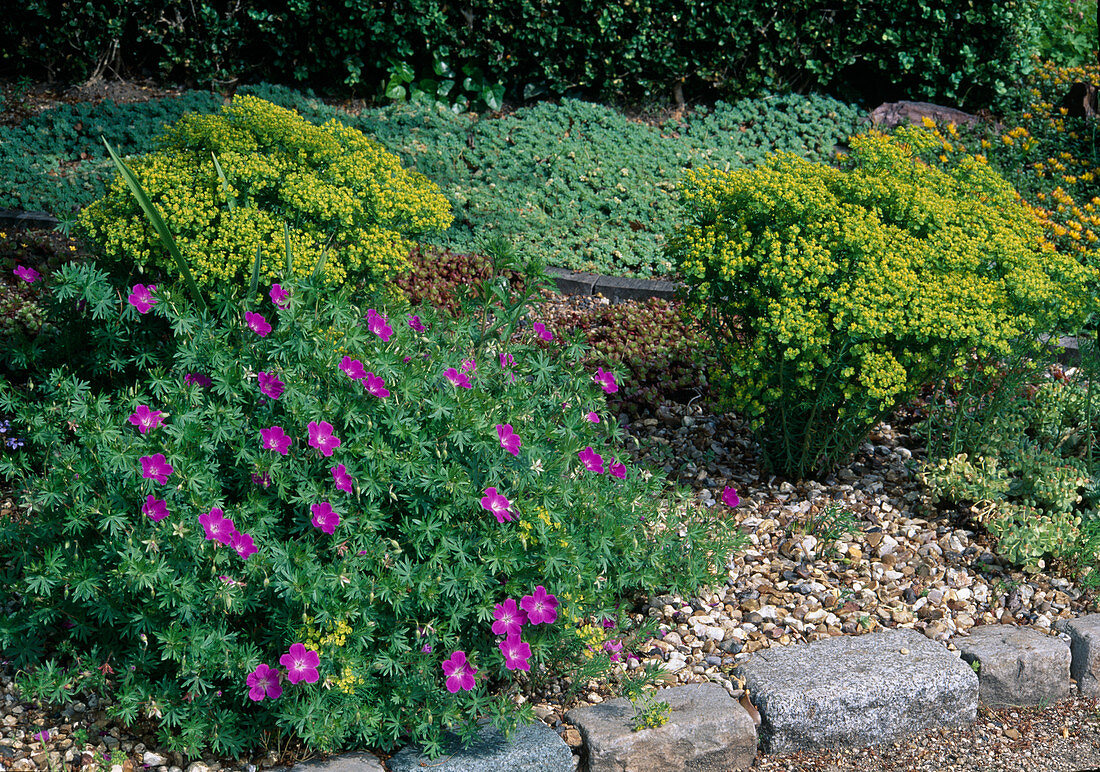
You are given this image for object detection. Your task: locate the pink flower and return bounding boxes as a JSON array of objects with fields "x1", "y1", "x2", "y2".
[
  {"x1": 307, "y1": 421, "x2": 341, "y2": 457},
  {"x1": 480, "y1": 487, "x2": 513, "y2": 523},
  {"x1": 184, "y1": 372, "x2": 212, "y2": 388},
  {"x1": 245, "y1": 311, "x2": 271, "y2": 337},
  {"x1": 280, "y1": 643, "x2": 320, "y2": 685},
  {"x1": 593, "y1": 367, "x2": 618, "y2": 394},
  {"x1": 496, "y1": 424, "x2": 521, "y2": 457},
  {"x1": 257, "y1": 371, "x2": 285, "y2": 400},
  {"x1": 585, "y1": 411, "x2": 600, "y2": 423},
  {"x1": 532, "y1": 322, "x2": 553, "y2": 342},
  {"x1": 500, "y1": 352, "x2": 514, "y2": 368},
  {"x1": 578, "y1": 446, "x2": 605, "y2": 474},
  {"x1": 331, "y1": 464, "x2": 354, "y2": 494},
  {"x1": 339, "y1": 356, "x2": 367, "y2": 381},
  {"x1": 142, "y1": 495, "x2": 169, "y2": 522},
  {"x1": 364, "y1": 372, "x2": 389, "y2": 398},
  {"x1": 461, "y1": 358, "x2": 476, "y2": 374},
  {"x1": 722, "y1": 486, "x2": 741, "y2": 508},
  {"x1": 520, "y1": 585, "x2": 558, "y2": 625},
  {"x1": 609, "y1": 460, "x2": 626, "y2": 479},
  {"x1": 199, "y1": 507, "x2": 236, "y2": 545},
  {"x1": 269, "y1": 284, "x2": 290, "y2": 309},
  {"x1": 251, "y1": 472, "x2": 272, "y2": 488},
  {"x1": 408, "y1": 314, "x2": 425, "y2": 331},
  {"x1": 246, "y1": 664, "x2": 283, "y2": 702},
  {"x1": 127, "y1": 283, "x2": 157, "y2": 314},
  {"x1": 442, "y1": 650, "x2": 477, "y2": 693},
  {"x1": 365, "y1": 309, "x2": 393, "y2": 342},
  {"x1": 445, "y1": 367, "x2": 472, "y2": 389},
  {"x1": 230, "y1": 531, "x2": 257, "y2": 560},
  {"x1": 499, "y1": 635, "x2": 532, "y2": 671},
  {"x1": 139, "y1": 453, "x2": 173, "y2": 485},
  {"x1": 14, "y1": 265, "x2": 39, "y2": 284},
  {"x1": 260, "y1": 426, "x2": 291, "y2": 455},
  {"x1": 492, "y1": 598, "x2": 526, "y2": 637},
  {"x1": 128, "y1": 404, "x2": 164, "y2": 434},
  {"x1": 603, "y1": 639, "x2": 624, "y2": 662},
  {"x1": 311, "y1": 502, "x2": 340, "y2": 535}
]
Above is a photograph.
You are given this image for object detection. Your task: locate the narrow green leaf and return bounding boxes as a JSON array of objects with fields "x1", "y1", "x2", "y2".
[
  {"x1": 311, "y1": 232, "x2": 336, "y2": 281},
  {"x1": 283, "y1": 222, "x2": 294, "y2": 277},
  {"x1": 102, "y1": 139, "x2": 206, "y2": 309},
  {"x1": 211, "y1": 153, "x2": 236, "y2": 211},
  {"x1": 249, "y1": 242, "x2": 262, "y2": 300}
]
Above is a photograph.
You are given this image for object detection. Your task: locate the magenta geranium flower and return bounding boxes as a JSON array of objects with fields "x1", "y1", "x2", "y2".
[
  {"x1": 500, "y1": 352, "x2": 514, "y2": 368},
  {"x1": 311, "y1": 502, "x2": 340, "y2": 535},
  {"x1": 246, "y1": 663, "x2": 283, "y2": 702},
  {"x1": 245, "y1": 311, "x2": 271, "y2": 337},
  {"x1": 492, "y1": 598, "x2": 526, "y2": 637},
  {"x1": 260, "y1": 426, "x2": 291, "y2": 455},
  {"x1": 364, "y1": 372, "x2": 389, "y2": 398},
  {"x1": 127, "y1": 284, "x2": 157, "y2": 314},
  {"x1": 142, "y1": 495, "x2": 169, "y2": 522},
  {"x1": 199, "y1": 507, "x2": 236, "y2": 545},
  {"x1": 280, "y1": 643, "x2": 320, "y2": 685},
  {"x1": 722, "y1": 486, "x2": 741, "y2": 508},
  {"x1": 578, "y1": 446, "x2": 605, "y2": 474},
  {"x1": 14, "y1": 265, "x2": 40, "y2": 284},
  {"x1": 331, "y1": 464, "x2": 354, "y2": 494},
  {"x1": 365, "y1": 309, "x2": 393, "y2": 342},
  {"x1": 139, "y1": 453, "x2": 173, "y2": 485},
  {"x1": 499, "y1": 635, "x2": 532, "y2": 671},
  {"x1": 442, "y1": 650, "x2": 477, "y2": 693},
  {"x1": 593, "y1": 367, "x2": 618, "y2": 394},
  {"x1": 496, "y1": 424, "x2": 521, "y2": 457},
  {"x1": 445, "y1": 367, "x2": 472, "y2": 389},
  {"x1": 230, "y1": 531, "x2": 257, "y2": 560},
  {"x1": 609, "y1": 460, "x2": 626, "y2": 479},
  {"x1": 461, "y1": 358, "x2": 476, "y2": 374},
  {"x1": 585, "y1": 411, "x2": 600, "y2": 423},
  {"x1": 128, "y1": 404, "x2": 164, "y2": 434},
  {"x1": 408, "y1": 314, "x2": 425, "y2": 331},
  {"x1": 603, "y1": 639, "x2": 624, "y2": 662},
  {"x1": 184, "y1": 372, "x2": 212, "y2": 388},
  {"x1": 269, "y1": 284, "x2": 290, "y2": 309},
  {"x1": 339, "y1": 356, "x2": 367, "y2": 381},
  {"x1": 480, "y1": 487, "x2": 513, "y2": 523},
  {"x1": 257, "y1": 371, "x2": 285, "y2": 400},
  {"x1": 520, "y1": 585, "x2": 558, "y2": 625},
  {"x1": 307, "y1": 420, "x2": 341, "y2": 457},
  {"x1": 533, "y1": 322, "x2": 553, "y2": 342}
]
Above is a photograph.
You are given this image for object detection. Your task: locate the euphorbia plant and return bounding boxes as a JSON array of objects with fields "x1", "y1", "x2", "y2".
[{"x1": 0, "y1": 244, "x2": 740, "y2": 759}]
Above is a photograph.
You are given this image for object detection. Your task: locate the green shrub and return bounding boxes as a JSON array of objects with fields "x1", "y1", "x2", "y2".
[
  {"x1": 77, "y1": 95, "x2": 453, "y2": 294},
  {"x1": 0, "y1": 251, "x2": 739, "y2": 758},
  {"x1": 1029, "y1": 0, "x2": 1098, "y2": 66},
  {"x1": 667, "y1": 128, "x2": 1096, "y2": 480}
]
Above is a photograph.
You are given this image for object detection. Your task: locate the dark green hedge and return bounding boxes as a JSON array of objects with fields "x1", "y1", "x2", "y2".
[{"x1": 4, "y1": 1, "x2": 1039, "y2": 108}]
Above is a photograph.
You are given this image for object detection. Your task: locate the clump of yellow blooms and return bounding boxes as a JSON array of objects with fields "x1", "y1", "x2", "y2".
[
  {"x1": 668, "y1": 128, "x2": 1095, "y2": 479},
  {"x1": 298, "y1": 616, "x2": 364, "y2": 694},
  {"x1": 78, "y1": 95, "x2": 452, "y2": 295}
]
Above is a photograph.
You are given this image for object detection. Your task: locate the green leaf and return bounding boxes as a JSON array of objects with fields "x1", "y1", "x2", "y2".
[
  {"x1": 249, "y1": 242, "x2": 262, "y2": 301},
  {"x1": 483, "y1": 85, "x2": 505, "y2": 112},
  {"x1": 102, "y1": 139, "x2": 206, "y2": 309},
  {"x1": 311, "y1": 232, "x2": 335, "y2": 281},
  {"x1": 385, "y1": 84, "x2": 407, "y2": 101},
  {"x1": 284, "y1": 221, "x2": 293, "y2": 277},
  {"x1": 210, "y1": 153, "x2": 236, "y2": 211}
]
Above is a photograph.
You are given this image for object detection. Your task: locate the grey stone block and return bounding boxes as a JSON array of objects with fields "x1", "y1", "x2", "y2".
[
  {"x1": 732, "y1": 628, "x2": 977, "y2": 754},
  {"x1": 592, "y1": 275, "x2": 680, "y2": 304},
  {"x1": 386, "y1": 720, "x2": 573, "y2": 772},
  {"x1": 0, "y1": 209, "x2": 59, "y2": 229},
  {"x1": 564, "y1": 683, "x2": 756, "y2": 772},
  {"x1": 954, "y1": 625, "x2": 1071, "y2": 706},
  {"x1": 546, "y1": 266, "x2": 598, "y2": 296},
  {"x1": 1065, "y1": 613, "x2": 1100, "y2": 697},
  {"x1": 290, "y1": 751, "x2": 385, "y2": 771}
]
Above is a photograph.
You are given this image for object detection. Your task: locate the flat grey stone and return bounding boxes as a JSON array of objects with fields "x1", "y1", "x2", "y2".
[
  {"x1": 290, "y1": 751, "x2": 384, "y2": 771},
  {"x1": 565, "y1": 683, "x2": 756, "y2": 771},
  {"x1": 954, "y1": 625, "x2": 1071, "y2": 706},
  {"x1": 386, "y1": 720, "x2": 572, "y2": 772},
  {"x1": 732, "y1": 628, "x2": 977, "y2": 753},
  {"x1": 592, "y1": 275, "x2": 679, "y2": 304},
  {"x1": 1065, "y1": 613, "x2": 1100, "y2": 697},
  {"x1": 546, "y1": 266, "x2": 598, "y2": 296}
]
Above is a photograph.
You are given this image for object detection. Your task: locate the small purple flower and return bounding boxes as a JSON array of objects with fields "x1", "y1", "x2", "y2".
[
  {"x1": 257, "y1": 371, "x2": 285, "y2": 400},
  {"x1": 245, "y1": 311, "x2": 271, "y2": 337},
  {"x1": 593, "y1": 367, "x2": 618, "y2": 394},
  {"x1": 722, "y1": 486, "x2": 741, "y2": 508},
  {"x1": 184, "y1": 372, "x2": 212, "y2": 388},
  {"x1": 461, "y1": 358, "x2": 476, "y2": 374},
  {"x1": 499, "y1": 635, "x2": 532, "y2": 671},
  {"x1": 331, "y1": 464, "x2": 355, "y2": 494},
  {"x1": 421, "y1": 642, "x2": 432, "y2": 654},
  {"x1": 609, "y1": 460, "x2": 626, "y2": 479},
  {"x1": 142, "y1": 495, "x2": 169, "y2": 522},
  {"x1": 496, "y1": 424, "x2": 521, "y2": 457},
  {"x1": 311, "y1": 502, "x2": 340, "y2": 535},
  {"x1": 492, "y1": 598, "x2": 526, "y2": 637},
  {"x1": 246, "y1": 663, "x2": 283, "y2": 702},
  {"x1": 520, "y1": 585, "x2": 558, "y2": 625},
  {"x1": 578, "y1": 446, "x2": 605, "y2": 475},
  {"x1": 230, "y1": 530, "x2": 257, "y2": 560},
  {"x1": 14, "y1": 265, "x2": 40, "y2": 284},
  {"x1": 585, "y1": 411, "x2": 600, "y2": 423},
  {"x1": 280, "y1": 643, "x2": 320, "y2": 685},
  {"x1": 603, "y1": 639, "x2": 624, "y2": 662},
  {"x1": 33, "y1": 730, "x2": 50, "y2": 744},
  {"x1": 199, "y1": 507, "x2": 236, "y2": 545},
  {"x1": 480, "y1": 487, "x2": 513, "y2": 523},
  {"x1": 260, "y1": 425, "x2": 292, "y2": 455},
  {"x1": 500, "y1": 352, "x2": 515, "y2": 368},
  {"x1": 340, "y1": 356, "x2": 367, "y2": 381},
  {"x1": 269, "y1": 284, "x2": 290, "y2": 309},
  {"x1": 532, "y1": 322, "x2": 553, "y2": 342},
  {"x1": 127, "y1": 283, "x2": 157, "y2": 314},
  {"x1": 364, "y1": 372, "x2": 389, "y2": 398},
  {"x1": 128, "y1": 404, "x2": 164, "y2": 434},
  {"x1": 408, "y1": 314, "x2": 425, "y2": 331},
  {"x1": 251, "y1": 471, "x2": 272, "y2": 488},
  {"x1": 442, "y1": 650, "x2": 477, "y2": 693},
  {"x1": 445, "y1": 367, "x2": 472, "y2": 389},
  {"x1": 307, "y1": 420, "x2": 341, "y2": 457},
  {"x1": 365, "y1": 309, "x2": 393, "y2": 342},
  {"x1": 139, "y1": 453, "x2": 173, "y2": 485}
]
